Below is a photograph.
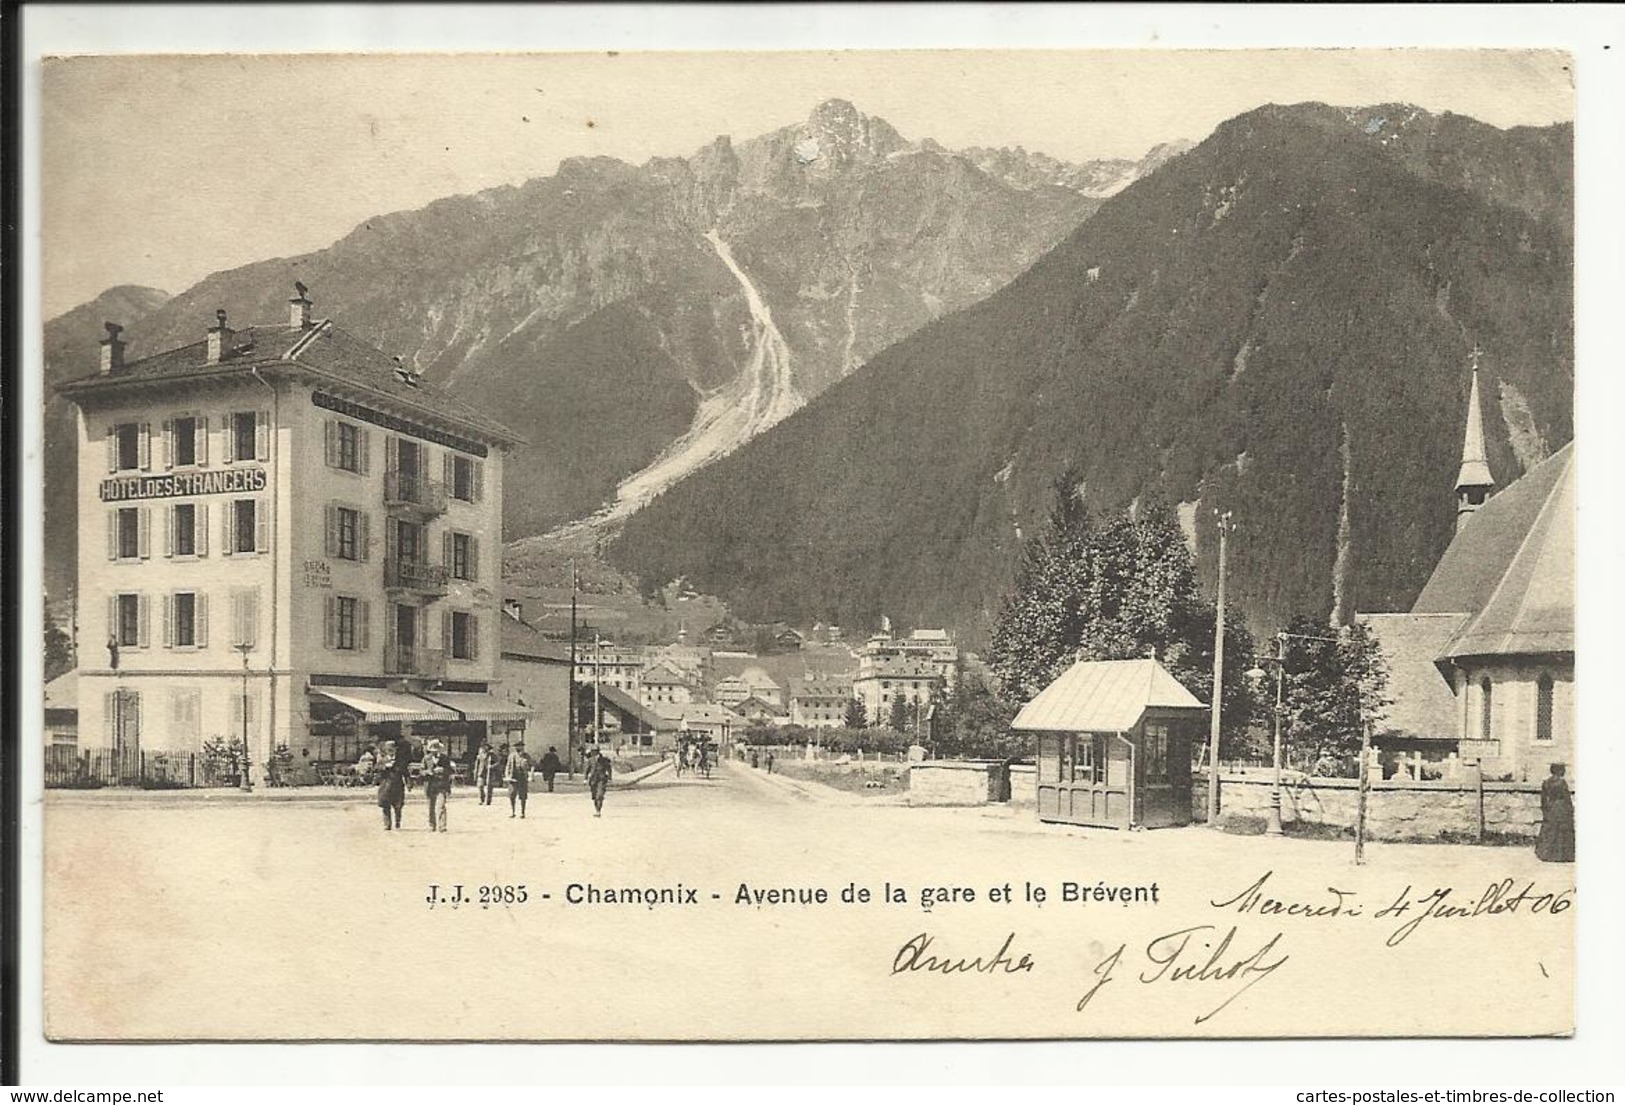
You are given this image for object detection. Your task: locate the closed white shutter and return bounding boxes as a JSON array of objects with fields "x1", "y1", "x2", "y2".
[
  {"x1": 255, "y1": 501, "x2": 269, "y2": 553},
  {"x1": 196, "y1": 593, "x2": 209, "y2": 648},
  {"x1": 138, "y1": 508, "x2": 152, "y2": 559},
  {"x1": 104, "y1": 691, "x2": 117, "y2": 744},
  {"x1": 468, "y1": 614, "x2": 480, "y2": 661},
  {"x1": 472, "y1": 460, "x2": 485, "y2": 503},
  {"x1": 164, "y1": 505, "x2": 175, "y2": 558},
  {"x1": 358, "y1": 600, "x2": 371, "y2": 651},
  {"x1": 385, "y1": 436, "x2": 399, "y2": 478},
  {"x1": 442, "y1": 530, "x2": 454, "y2": 573},
  {"x1": 162, "y1": 419, "x2": 174, "y2": 470},
  {"x1": 324, "y1": 504, "x2": 338, "y2": 557},
  {"x1": 222, "y1": 414, "x2": 234, "y2": 465},
  {"x1": 359, "y1": 429, "x2": 372, "y2": 476},
  {"x1": 358, "y1": 511, "x2": 371, "y2": 562},
  {"x1": 443, "y1": 452, "x2": 455, "y2": 494},
  {"x1": 222, "y1": 502, "x2": 234, "y2": 553},
  {"x1": 195, "y1": 504, "x2": 209, "y2": 558},
  {"x1": 195, "y1": 418, "x2": 209, "y2": 465},
  {"x1": 323, "y1": 596, "x2": 336, "y2": 650},
  {"x1": 106, "y1": 595, "x2": 117, "y2": 647},
  {"x1": 442, "y1": 609, "x2": 454, "y2": 656},
  {"x1": 106, "y1": 428, "x2": 118, "y2": 474},
  {"x1": 138, "y1": 423, "x2": 152, "y2": 470},
  {"x1": 255, "y1": 410, "x2": 270, "y2": 461},
  {"x1": 162, "y1": 594, "x2": 173, "y2": 648},
  {"x1": 137, "y1": 594, "x2": 151, "y2": 648},
  {"x1": 324, "y1": 419, "x2": 338, "y2": 468},
  {"x1": 107, "y1": 510, "x2": 118, "y2": 561}
]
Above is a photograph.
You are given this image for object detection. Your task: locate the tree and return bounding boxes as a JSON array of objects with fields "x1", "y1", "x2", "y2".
[
  {"x1": 990, "y1": 483, "x2": 1257, "y2": 748},
  {"x1": 886, "y1": 696, "x2": 910, "y2": 735},
  {"x1": 44, "y1": 601, "x2": 74, "y2": 683},
  {"x1": 844, "y1": 696, "x2": 868, "y2": 730},
  {"x1": 1276, "y1": 616, "x2": 1391, "y2": 777},
  {"x1": 938, "y1": 666, "x2": 1024, "y2": 760}
]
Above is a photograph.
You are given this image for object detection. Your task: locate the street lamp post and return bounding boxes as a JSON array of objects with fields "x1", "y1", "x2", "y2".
[
  {"x1": 236, "y1": 642, "x2": 254, "y2": 792},
  {"x1": 1266, "y1": 632, "x2": 1286, "y2": 835}
]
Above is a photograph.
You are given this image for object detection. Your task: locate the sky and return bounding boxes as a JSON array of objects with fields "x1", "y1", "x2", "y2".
[{"x1": 39, "y1": 46, "x2": 1574, "y2": 318}]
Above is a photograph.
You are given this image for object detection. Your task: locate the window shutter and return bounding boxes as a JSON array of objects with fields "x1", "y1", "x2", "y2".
[
  {"x1": 385, "y1": 435, "x2": 399, "y2": 477},
  {"x1": 164, "y1": 506, "x2": 175, "y2": 558},
  {"x1": 138, "y1": 423, "x2": 152, "y2": 470},
  {"x1": 247, "y1": 589, "x2": 260, "y2": 648},
  {"x1": 162, "y1": 419, "x2": 174, "y2": 470},
  {"x1": 162, "y1": 594, "x2": 173, "y2": 648},
  {"x1": 472, "y1": 460, "x2": 485, "y2": 502},
  {"x1": 104, "y1": 691, "x2": 117, "y2": 744},
  {"x1": 221, "y1": 414, "x2": 234, "y2": 466},
  {"x1": 324, "y1": 419, "x2": 338, "y2": 468},
  {"x1": 358, "y1": 600, "x2": 371, "y2": 651},
  {"x1": 195, "y1": 418, "x2": 209, "y2": 466},
  {"x1": 324, "y1": 504, "x2": 338, "y2": 557},
  {"x1": 231, "y1": 690, "x2": 242, "y2": 739},
  {"x1": 359, "y1": 429, "x2": 372, "y2": 476},
  {"x1": 255, "y1": 501, "x2": 269, "y2": 553},
  {"x1": 137, "y1": 594, "x2": 151, "y2": 648},
  {"x1": 196, "y1": 593, "x2": 209, "y2": 648},
  {"x1": 442, "y1": 609, "x2": 454, "y2": 656},
  {"x1": 358, "y1": 511, "x2": 371, "y2": 562},
  {"x1": 138, "y1": 508, "x2": 152, "y2": 559},
  {"x1": 107, "y1": 510, "x2": 118, "y2": 561},
  {"x1": 385, "y1": 601, "x2": 398, "y2": 656},
  {"x1": 469, "y1": 536, "x2": 480, "y2": 582},
  {"x1": 255, "y1": 410, "x2": 270, "y2": 461},
  {"x1": 107, "y1": 595, "x2": 117, "y2": 645},
  {"x1": 385, "y1": 519, "x2": 398, "y2": 564},
  {"x1": 443, "y1": 452, "x2": 454, "y2": 492},
  {"x1": 469, "y1": 614, "x2": 480, "y2": 661},
  {"x1": 106, "y1": 428, "x2": 118, "y2": 474},
  {"x1": 324, "y1": 596, "x2": 336, "y2": 650},
  {"x1": 442, "y1": 530, "x2": 453, "y2": 572},
  {"x1": 196, "y1": 504, "x2": 209, "y2": 558}
]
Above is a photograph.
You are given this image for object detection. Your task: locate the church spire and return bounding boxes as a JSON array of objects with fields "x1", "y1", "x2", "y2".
[{"x1": 1455, "y1": 345, "x2": 1494, "y2": 531}]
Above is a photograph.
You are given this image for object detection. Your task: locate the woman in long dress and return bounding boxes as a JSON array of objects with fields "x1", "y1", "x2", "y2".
[{"x1": 1535, "y1": 763, "x2": 1574, "y2": 862}]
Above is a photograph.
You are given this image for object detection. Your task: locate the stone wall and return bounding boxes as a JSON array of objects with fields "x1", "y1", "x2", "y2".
[
  {"x1": 1197, "y1": 769, "x2": 1558, "y2": 841},
  {"x1": 1009, "y1": 763, "x2": 1037, "y2": 810},
  {"x1": 908, "y1": 761, "x2": 1005, "y2": 806}
]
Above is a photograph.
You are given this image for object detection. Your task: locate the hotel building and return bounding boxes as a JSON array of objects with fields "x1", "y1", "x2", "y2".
[{"x1": 58, "y1": 287, "x2": 526, "y2": 778}]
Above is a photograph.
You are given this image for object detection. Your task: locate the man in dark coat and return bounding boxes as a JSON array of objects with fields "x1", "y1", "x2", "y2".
[
  {"x1": 587, "y1": 748, "x2": 613, "y2": 817},
  {"x1": 539, "y1": 746, "x2": 562, "y2": 792},
  {"x1": 473, "y1": 740, "x2": 496, "y2": 806},
  {"x1": 376, "y1": 740, "x2": 406, "y2": 830},
  {"x1": 1535, "y1": 762, "x2": 1575, "y2": 862},
  {"x1": 421, "y1": 740, "x2": 453, "y2": 832}
]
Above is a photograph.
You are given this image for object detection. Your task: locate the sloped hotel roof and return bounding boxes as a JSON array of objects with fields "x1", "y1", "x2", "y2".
[
  {"x1": 59, "y1": 315, "x2": 525, "y2": 448},
  {"x1": 1431, "y1": 443, "x2": 1575, "y2": 664},
  {"x1": 1011, "y1": 658, "x2": 1206, "y2": 733}
]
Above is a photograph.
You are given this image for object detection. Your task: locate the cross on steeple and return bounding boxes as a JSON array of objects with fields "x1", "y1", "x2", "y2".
[{"x1": 1470, "y1": 342, "x2": 1482, "y2": 371}]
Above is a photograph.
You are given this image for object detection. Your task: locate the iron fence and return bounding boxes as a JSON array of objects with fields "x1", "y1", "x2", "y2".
[{"x1": 44, "y1": 745, "x2": 205, "y2": 789}]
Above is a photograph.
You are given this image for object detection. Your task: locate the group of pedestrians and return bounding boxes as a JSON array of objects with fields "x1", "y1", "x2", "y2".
[{"x1": 374, "y1": 737, "x2": 607, "y2": 831}]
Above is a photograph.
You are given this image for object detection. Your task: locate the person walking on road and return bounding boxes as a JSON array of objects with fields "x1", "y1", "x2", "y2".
[
  {"x1": 505, "y1": 740, "x2": 534, "y2": 819},
  {"x1": 473, "y1": 740, "x2": 496, "y2": 806},
  {"x1": 376, "y1": 740, "x2": 406, "y2": 831},
  {"x1": 539, "y1": 746, "x2": 561, "y2": 793},
  {"x1": 422, "y1": 740, "x2": 452, "y2": 832},
  {"x1": 1536, "y1": 762, "x2": 1575, "y2": 862},
  {"x1": 587, "y1": 748, "x2": 613, "y2": 817}
]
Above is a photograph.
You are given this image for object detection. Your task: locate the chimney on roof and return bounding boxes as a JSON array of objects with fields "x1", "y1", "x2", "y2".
[
  {"x1": 205, "y1": 309, "x2": 231, "y2": 365},
  {"x1": 289, "y1": 281, "x2": 313, "y2": 330},
  {"x1": 98, "y1": 321, "x2": 125, "y2": 375}
]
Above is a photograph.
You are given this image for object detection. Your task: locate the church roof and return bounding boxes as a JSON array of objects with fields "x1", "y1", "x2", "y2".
[
  {"x1": 1455, "y1": 369, "x2": 1494, "y2": 491},
  {"x1": 1011, "y1": 659, "x2": 1205, "y2": 733},
  {"x1": 1413, "y1": 442, "x2": 1573, "y2": 620},
  {"x1": 1359, "y1": 614, "x2": 1468, "y2": 741},
  {"x1": 1436, "y1": 444, "x2": 1574, "y2": 663}
]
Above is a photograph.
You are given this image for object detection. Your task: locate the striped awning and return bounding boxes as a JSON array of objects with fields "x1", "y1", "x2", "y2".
[
  {"x1": 417, "y1": 691, "x2": 530, "y2": 723},
  {"x1": 314, "y1": 688, "x2": 458, "y2": 723}
]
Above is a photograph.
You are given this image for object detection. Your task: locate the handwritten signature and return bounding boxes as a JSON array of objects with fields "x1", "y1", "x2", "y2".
[{"x1": 1077, "y1": 926, "x2": 1289, "y2": 1025}]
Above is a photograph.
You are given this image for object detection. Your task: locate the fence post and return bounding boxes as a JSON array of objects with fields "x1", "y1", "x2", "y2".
[{"x1": 1354, "y1": 721, "x2": 1372, "y2": 865}]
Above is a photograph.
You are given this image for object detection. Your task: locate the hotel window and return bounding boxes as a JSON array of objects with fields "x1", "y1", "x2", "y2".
[
  {"x1": 446, "y1": 611, "x2": 479, "y2": 661},
  {"x1": 229, "y1": 499, "x2": 266, "y2": 555},
  {"x1": 230, "y1": 588, "x2": 261, "y2": 649},
  {"x1": 447, "y1": 531, "x2": 478, "y2": 581},
  {"x1": 169, "y1": 689, "x2": 201, "y2": 745},
  {"x1": 111, "y1": 592, "x2": 147, "y2": 648},
  {"x1": 107, "y1": 421, "x2": 149, "y2": 472},
  {"x1": 1479, "y1": 677, "x2": 1494, "y2": 741},
  {"x1": 165, "y1": 591, "x2": 207, "y2": 649},
  {"x1": 325, "y1": 419, "x2": 369, "y2": 475},
  {"x1": 1535, "y1": 674, "x2": 1555, "y2": 743},
  {"x1": 325, "y1": 595, "x2": 370, "y2": 651},
  {"x1": 230, "y1": 411, "x2": 263, "y2": 463},
  {"x1": 447, "y1": 453, "x2": 484, "y2": 503},
  {"x1": 110, "y1": 506, "x2": 148, "y2": 560},
  {"x1": 166, "y1": 415, "x2": 201, "y2": 468},
  {"x1": 168, "y1": 502, "x2": 207, "y2": 558},
  {"x1": 327, "y1": 505, "x2": 368, "y2": 562}
]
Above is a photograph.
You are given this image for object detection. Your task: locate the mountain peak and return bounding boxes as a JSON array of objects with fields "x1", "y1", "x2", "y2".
[{"x1": 795, "y1": 98, "x2": 908, "y2": 162}]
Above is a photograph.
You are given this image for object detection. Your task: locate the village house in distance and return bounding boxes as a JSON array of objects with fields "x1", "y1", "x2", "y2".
[{"x1": 58, "y1": 287, "x2": 526, "y2": 778}]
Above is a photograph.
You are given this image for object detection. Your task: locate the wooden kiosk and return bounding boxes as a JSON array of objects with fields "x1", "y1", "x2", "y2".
[{"x1": 1013, "y1": 659, "x2": 1205, "y2": 830}]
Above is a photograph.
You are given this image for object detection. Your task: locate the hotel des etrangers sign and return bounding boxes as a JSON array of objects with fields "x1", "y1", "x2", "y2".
[{"x1": 99, "y1": 465, "x2": 268, "y2": 502}]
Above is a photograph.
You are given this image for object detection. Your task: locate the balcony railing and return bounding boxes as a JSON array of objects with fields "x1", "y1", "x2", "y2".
[
  {"x1": 384, "y1": 557, "x2": 449, "y2": 597},
  {"x1": 384, "y1": 644, "x2": 445, "y2": 679},
  {"x1": 384, "y1": 470, "x2": 448, "y2": 515}
]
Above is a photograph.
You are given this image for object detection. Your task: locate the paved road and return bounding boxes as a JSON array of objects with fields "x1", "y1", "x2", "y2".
[{"x1": 44, "y1": 761, "x2": 1574, "y2": 1041}]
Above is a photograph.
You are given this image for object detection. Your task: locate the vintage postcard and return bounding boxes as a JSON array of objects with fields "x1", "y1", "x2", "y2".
[{"x1": 34, "y1": 45, "x2": 1580, "y2": 1043}]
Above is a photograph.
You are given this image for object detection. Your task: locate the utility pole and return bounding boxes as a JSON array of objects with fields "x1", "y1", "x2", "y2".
[
  {"x1": 1354, "y1": 715, "x2": 1372, "y2": 865},
  {"x1": 593, "y1": 632, "x2": 603, "y2": 757},
  {"x1": 1207, "y1": 510, "x2": 1231, "y2": 828},
  {"x1": 567, "y1": 560, "x2": 578, "y2": 779}
]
